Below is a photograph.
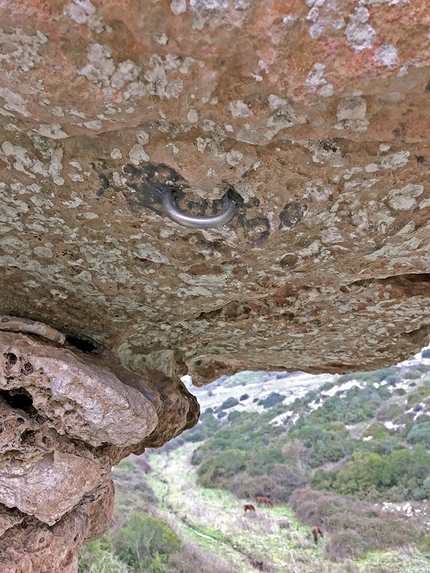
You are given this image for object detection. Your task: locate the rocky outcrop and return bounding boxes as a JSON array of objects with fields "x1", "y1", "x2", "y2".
[
  {"x1": 1, "y1": 0, "x2": 430, "y2": 568},
  {"x1": 0, "y1": 327, "x2": 198, "y2": 571}
]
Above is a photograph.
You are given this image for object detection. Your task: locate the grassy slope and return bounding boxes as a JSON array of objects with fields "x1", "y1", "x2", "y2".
[{"x1": 146, "y1": 445, "x2": 430, "y2": 573}]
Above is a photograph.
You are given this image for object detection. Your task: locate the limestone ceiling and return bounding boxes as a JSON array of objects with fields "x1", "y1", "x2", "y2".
[{"x1": 1, "y1": 0, "x2": 430, "y2": 384}]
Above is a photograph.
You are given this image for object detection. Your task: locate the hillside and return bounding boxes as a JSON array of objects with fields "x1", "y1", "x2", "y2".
[{"x1": 79, "y1": 348, "x2": 430, "y2": 572}]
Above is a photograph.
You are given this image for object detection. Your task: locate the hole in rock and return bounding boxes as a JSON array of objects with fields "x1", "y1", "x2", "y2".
[
  {"x1": 5, "y1": 353, "x2": 17, "y2": 365},
  {"x1": 22, "y1": 362, "x2": 33, "y2": 375},
  {"x1": 0, "y1": 389, "x2": 36, "y2": 416},
  {"x1": 21, "y1": 429, "x2": 35, "y2": 444},
  {"x1": 65, "y1": 335, "x2": 104, "y2": 354}
]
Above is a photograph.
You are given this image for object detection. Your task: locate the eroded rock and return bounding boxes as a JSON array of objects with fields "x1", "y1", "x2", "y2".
[
  {"x1": 0, "y1": 330, "x2": 199, "y2": 570},
  {"x1": 1, "y1": 0, "x2": 430, "y2": 569}
]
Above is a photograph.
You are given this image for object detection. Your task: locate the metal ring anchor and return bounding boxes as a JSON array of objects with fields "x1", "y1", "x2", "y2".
[{"x1": 161, "y1": 189, "x2": 236, "y2": 229}]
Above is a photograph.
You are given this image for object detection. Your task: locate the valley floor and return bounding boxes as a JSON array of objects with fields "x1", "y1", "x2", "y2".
[{"x1": 147, "y1": 444, "x2": 430, "y2": 573}]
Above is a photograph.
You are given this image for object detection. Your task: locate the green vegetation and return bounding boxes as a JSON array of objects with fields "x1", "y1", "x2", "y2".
[
  {"x1": 259, "y1": 392, "x2": 286, "y2": 408},
  {"x1": 79, "y1": 357, "x2": 430, "y2": 572}
]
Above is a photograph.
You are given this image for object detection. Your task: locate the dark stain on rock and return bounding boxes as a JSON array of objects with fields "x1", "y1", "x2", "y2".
[
  {"x1": 318, "y1": 139, "x2": 339, "y2": 153},
  {"x1": 246, "y1": 216, "x2": 271, "y2": 244},
  {"x1": 279, "y1": 202, "x2": 307, "y2": 229},
  {"x1": 348, "y1": 273, "x2": 430, "y2": 298},
  {"x1": 122, "y1": 162, "x2": 189, "y2": 215},
  {"x1": 96, "y1": 173, "x2": 110, "y2": 196}
]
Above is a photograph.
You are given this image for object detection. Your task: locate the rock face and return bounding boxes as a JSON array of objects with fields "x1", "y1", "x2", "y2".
[
  {"x1": 1, "y1": 0, "x2": 430, "y2": 568},
  {"x1": 0, "y1": 327, "x2": 198, "y2": 571}
]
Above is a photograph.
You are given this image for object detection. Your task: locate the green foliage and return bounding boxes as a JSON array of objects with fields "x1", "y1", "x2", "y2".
[
  {"x1": 197, "y1": 449, "x2": 246, "y2": 489},
  {"x1": 406, "y1": 383, "x2": 430, "y2": 407},
  {"x1": 183, "y1": 411, "x2": 220, "y2": 443},
  {"x1": 407, "y1": 422, "x2": 430, "y2": 448},
  {"x1": 357, "y1": 436, "x2": 404, "y2": 457},
  {"x1": 363, "y1": 422, "x2": 389, "y2": 438},
  {"x1": 219, "y1": 397, "x2": 239, "y2": 410},
  {"x1": 116, "y1": 460, "x2": 139, "y2": 472},
  {"x1": 331, "y1": 445, "x2": 430, "y2": 501},
  {"x1": 309, "y1": 468, "x2": 338, "y2": 491},
  {"x1": 404, "y1": 369, "x2": 423, "y2": 380},
  {"x1": 337, "y1": 368, "x2": 401, "y2": 386},
  {"x1": 288, "y1": 422, "x2": 354, "y2": 467},
  {"x1": 78, "y1": 535, "x2": 131, "y2": 573},
  {"x1": 376, "y1": 402, "x2": 403, "y2": 422},
  {"x1": 114, "y1": 511, "x2": 180, "y2": 572},
  {"x1": 259, "y1": 392, "x2": 285, "y2": 408},
  {"x1": 227, "y1": 410, "x2": 241, "y2": 422}
]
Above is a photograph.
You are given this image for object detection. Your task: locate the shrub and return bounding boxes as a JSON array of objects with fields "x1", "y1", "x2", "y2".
[
  {"x1": 407, "y1": 422, "x2": 430, "y2": 448},
  {"x1": 363, "y1": 422, "x2": 389, "y2": 438},
  {"x1": 325, "y1": 529, "x2": 369, "y2": 559},
  {"x1": 376, "y1": 403, "x2": 403, "y2": 422},
  {"x1": 404, "y1": 369, "x2": 423, "y2": 380},
  {"x1": 290, "y1": 489, "x2": 419, "y2": 560},
  {"x1": 78, "y1": 535, "x2": 130, "y2": 573},
  {"x1": 197, "y1": 449, "x2": 246, "y2": 489},
  {"x1": 114, "y1": 511, "x2": 180, "y2": 572},
  {"x1": 259, "y1": 392, "x2": 285, "y2": 408},
  {"x1": 227, "y1": 411, "x2": 241, "y2": 422},
  {"x1": 219, "y1": 397, "x2": 239, "y2": 409}
]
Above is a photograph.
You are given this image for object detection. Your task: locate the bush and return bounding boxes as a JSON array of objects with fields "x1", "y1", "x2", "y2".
[
  {"x1": 289, "y1": 489, "x2": 419, "y2": 559},
  {"x1": 114, "y1": 511, "x2": 180, "y2": 572},
  {"x1": 407, "y1": 422, "x2": 430, "y2": 448},
  {"x1": 227, "y1": 411, "x2": 241, "y2": 422},
  {"x1": 376, "y1": 403, "x2": 403, "y2": 422},
  {"x1": 363, "y1": 422, "x2": 389, "y2": 438},
  {"x1": 259, "y1": 392, "x2": 285, "y2": 408},
  {"x1": 404, "y1": 369, "x2": 423, "y2": 380},
  {"x1": 326, "y1": 529, "x2": 369, "y2": 559},
  {"x1": 78, "y1": 535, "x2": 130, "y2": 573},
  {"x1": 197, "y1": 449, "x2": 246, "y2": 489},
  {"x1": 219, "y1": 397, "x2": 239, "y2": 409}
]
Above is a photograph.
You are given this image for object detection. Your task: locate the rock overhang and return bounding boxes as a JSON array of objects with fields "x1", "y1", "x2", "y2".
[{"x1": 1, "y1": 0, "x2": 430, "y2": 387}]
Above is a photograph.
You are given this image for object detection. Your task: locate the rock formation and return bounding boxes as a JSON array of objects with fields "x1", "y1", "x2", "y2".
[{"x1": 1, "y1": 0, "x2": 430, "y2": 569}]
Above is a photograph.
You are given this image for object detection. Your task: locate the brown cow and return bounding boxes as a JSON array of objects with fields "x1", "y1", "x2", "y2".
[
  {"x1": 256, "y1": 496, "x2": 273, "y2": 506},
  {"x1": 243, "y1": 504, "x2": 256, "y2": 512},
  {"x1": 311, "y1": 525, "x2": 324, "y2": 543}
]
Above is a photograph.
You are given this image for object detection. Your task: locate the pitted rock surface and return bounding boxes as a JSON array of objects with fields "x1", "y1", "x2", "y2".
[
  {"x1": 1, "y1": 0, "x2": 430, "y2": 569},
  {"x1": 0, "y1": 331, "x2": 198, "y2": 570},
  {"x1": 1, "y1": 0, "x2": 430, "y2": 385}
]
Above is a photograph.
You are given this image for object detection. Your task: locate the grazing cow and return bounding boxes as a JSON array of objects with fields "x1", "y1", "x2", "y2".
[
  {"x1": 243, "y1": 504, "x2": 256, "y2": 512},
  {"x1": 256, "y1": 496, "x2": 273, "y2": 506},
  {"x1": 311, "y1": 525, "x2": 324, "y2": 543}
]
